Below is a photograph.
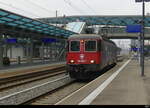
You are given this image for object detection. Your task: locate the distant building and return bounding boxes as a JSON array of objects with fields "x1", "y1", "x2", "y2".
[{"x1": 111, "y1": 39, "x2": 131, "y2": 55}]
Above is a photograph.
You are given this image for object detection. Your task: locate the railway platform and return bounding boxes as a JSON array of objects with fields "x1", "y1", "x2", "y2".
[
  {"x1": 56, "y1": 58, "x2": 150, "y2": 105},
  {"x1": 0, "y1": 61, "x2": 65, "y2": 79}
]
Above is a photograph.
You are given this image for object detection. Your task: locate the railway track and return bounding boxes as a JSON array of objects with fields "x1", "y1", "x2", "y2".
[
  {"x1": 27, "y1": 81, "x2": 87, "y2": 105},
  {"x1": 0, "y1": 65, "x2": 66, "y2": 90},
  {"x1": 27, "y1": 59, "x2": 126, "y2": 105},
  {"x1": 0, "y1": 63, "x2": 82, "y2": 105},
  {"x1": 0, "y1": 64, "x2": 77, "y2": 105},
  {"x1": 0, "y1": 75, "x2": 74, "y2": 105},
  {"x1": 0, "y1": 57, "x2": 126, "y2": 105}
]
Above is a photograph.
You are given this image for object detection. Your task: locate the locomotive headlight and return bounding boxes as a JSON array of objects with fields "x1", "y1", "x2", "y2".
[
  {"x1": 70, "y1": 60, "x2": 75, "y2": 63},
  {"x1": 90, "y1": 60, "x2": 95, "y2": 64}
]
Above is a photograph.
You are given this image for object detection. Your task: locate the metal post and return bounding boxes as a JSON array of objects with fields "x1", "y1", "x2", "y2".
[
  {"x1": 9, "y1": 45, "x2": 12, "y2": 59},
  {"x1": 50, "y1": 43, "x2": 52, "y2": 62},
  {"x1": 141, "y1": 0, "x2": 145, "y2": 76},
  {"x1": 4, "y1": 44, "x2": 7, "y2": 57},
  {"x1": 26, "y1": 39, "x2": 29, "y2": 63},
  {"x1": 48, "y1": 44, "x2": 50, "y2": 59},
  {"x1": 0, "y1": 36, "x2": 3, "y2": 67},
  {"x1": 27, "y1": 38, "x2": 33, "y2": 64},
  {"x1": 46, "y1": 44, "x2": 48, "y2": 59},
  {"x1": 138, "y1": 35, "x2": 141, "y2": 65},
  {"x1": 29, "y1": 38, "x2": 33, "y2": 63},
  {"x1": 41, "y1": 42, "x2": 44, "y2": 62},
  {"x1": 56, "y1": 10, "x2": 58, "y2": 27}
]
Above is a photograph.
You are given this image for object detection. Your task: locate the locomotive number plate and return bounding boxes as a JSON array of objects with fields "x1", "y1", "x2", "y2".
[{"x1": 78, "y1": 60, "x2": 86, "y2": 62}]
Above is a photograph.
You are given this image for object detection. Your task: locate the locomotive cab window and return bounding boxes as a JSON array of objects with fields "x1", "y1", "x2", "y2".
[
  {"x1": 70, "y1": 41, "x2": 80, "y2": 52},
  {"x1": 85, "y1": 40, "x2": 97, "y2": 51}
]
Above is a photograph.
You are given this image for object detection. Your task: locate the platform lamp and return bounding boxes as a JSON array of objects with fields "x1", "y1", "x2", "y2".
[{"x1": 135, "y1": 0, "x2": 150, "y2": 76}]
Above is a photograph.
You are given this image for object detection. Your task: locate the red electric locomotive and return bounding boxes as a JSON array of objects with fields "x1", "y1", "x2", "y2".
[{"x1": 66, "y1": 34, "x2": 117, "y2": 80}]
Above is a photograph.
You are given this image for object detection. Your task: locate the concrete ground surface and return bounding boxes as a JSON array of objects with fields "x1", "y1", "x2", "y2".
[{"x1": 57, "y1": 58, "x2": 150, "y2": 105}]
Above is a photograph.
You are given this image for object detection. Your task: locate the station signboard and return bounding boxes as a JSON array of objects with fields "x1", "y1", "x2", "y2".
[
  {"x1": 41, "y1": 38, "x2": 57, "y2": 43},
  {"x1": 6, "y1": 38, "x2": 17, "y2": 43},
  {"x1": 126, "y1": 25, "x2": 142, "y2": 33}
]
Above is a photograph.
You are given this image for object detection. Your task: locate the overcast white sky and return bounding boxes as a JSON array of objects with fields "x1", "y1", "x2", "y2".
[
  {"x1": 0, "y1": 0, "x2": 150, "y2": 18},
  {"x1": 2, "y1": 0, "x2": 146, "y2": 49}
]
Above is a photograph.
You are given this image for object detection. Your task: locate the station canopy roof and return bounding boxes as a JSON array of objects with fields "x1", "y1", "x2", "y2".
[
  {"x1": 0, "y1": 9, "x2": 76, "y2": 38},
  {"x1": 39, "y1": 15, "x2": 150, "y2": 27}
]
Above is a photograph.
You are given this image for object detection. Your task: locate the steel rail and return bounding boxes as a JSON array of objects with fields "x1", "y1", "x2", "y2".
[
  {"x1": 0, "y1": 75, "x2": 74, "y2": 105},
  {"x1": 0, "y1": 66, "x2": 66, "y2": 90}
]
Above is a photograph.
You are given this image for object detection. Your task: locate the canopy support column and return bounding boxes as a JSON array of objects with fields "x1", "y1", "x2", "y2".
[
  {"x1": 0, "y1": 36, "x2": 3, "y2": 67},
  {"x1": 27, "y1": 38, "x2": 33, "y2": 64},
  {"x1": 41, "y1": 42, "x2": 44, "y2": 63}
]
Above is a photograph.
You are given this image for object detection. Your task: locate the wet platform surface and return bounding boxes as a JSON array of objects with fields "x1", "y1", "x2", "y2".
[
  {"x1": 91, "y1": 59, "x2": 148, "y2": 105},
  {"x1": 57, "y1": 58, "x2": 150, "y2": 105}
]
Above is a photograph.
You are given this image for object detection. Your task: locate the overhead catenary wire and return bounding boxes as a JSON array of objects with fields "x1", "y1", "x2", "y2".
[
  {"x1": 0, "y1": 0, "x2": 96, "y2": 18},
  {"x1": 25, "y1": 0, "x2": 57, "y2": 17},
  {"x1": 81, "y1": 0, "x2": 96, "y2": 14},
  {"x1": 64, "y1": 0, "x2": 86, "y2": 15},
  {"x1": 0, "y1": 1, "x2": 41, "y2": 18}
]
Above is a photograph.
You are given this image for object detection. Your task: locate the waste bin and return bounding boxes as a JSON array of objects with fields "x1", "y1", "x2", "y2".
[{"x1": 3, "y1": 57, "x2": 10, "y2": 66}]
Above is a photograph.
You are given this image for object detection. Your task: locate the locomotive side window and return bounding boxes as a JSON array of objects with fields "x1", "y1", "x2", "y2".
[
  {"x1": 70, "y1": 41, "x2": 80, "y2": 51},
  {"x1": 85, "y1": 40, "x2": 97, "y2": 51}
]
